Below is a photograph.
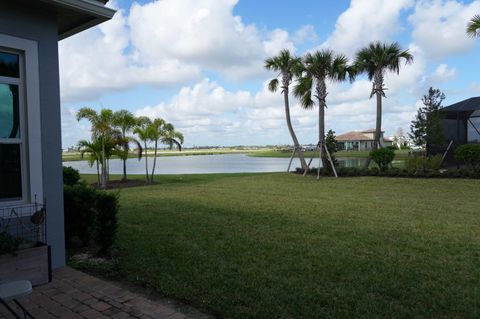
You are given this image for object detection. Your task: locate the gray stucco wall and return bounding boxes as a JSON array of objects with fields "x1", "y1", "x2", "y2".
[{"x1": 0, "y1": 2, "x2": 65, "y2": 268}]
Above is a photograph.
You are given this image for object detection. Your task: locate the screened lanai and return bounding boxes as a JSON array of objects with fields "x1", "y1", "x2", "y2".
[{"x1": 440, "y1": 97, "x2": 480, "y2": 144}]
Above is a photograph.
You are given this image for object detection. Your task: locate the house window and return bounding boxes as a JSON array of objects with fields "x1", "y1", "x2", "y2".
[
  {"x1": 0, "y1": 51, "x2": 24, "y2": 202},
  {"x1": 0, "y1": 35, "x2": 43, "y2": 206}
]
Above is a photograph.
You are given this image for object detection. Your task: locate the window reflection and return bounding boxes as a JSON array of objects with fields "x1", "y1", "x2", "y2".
[
  {"x1": 0, "y1": 84, "x2": 19, "y2": 138},
  {"x1": 0, "y1": 52, "x2": 19, "y2": 78}
]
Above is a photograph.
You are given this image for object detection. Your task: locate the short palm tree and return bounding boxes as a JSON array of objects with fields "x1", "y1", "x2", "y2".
[
  {"x1": 149, "y1": 118, "x2": 166, "y2": 182},
  {"x1": 294, "y1": 49, "x2": 354, "y2": 175},
  {"x1": 77, "y1": 139, "x2": 102, "y2": 185},
  {"x1": 76, "y1": 108, "x2": 119, "y2": 188},
  {"x1": 467, "y1": 15, "x2": 480, "y2": 37},
  {"x1": 113, "y1": 109, "x2": 142, "y2": 181},
  {"x1": 134, "y1": 116, "x2": 152, "y2": 183},
  {"x1": 265, "y1": 49, "x2": 308, "y2": 170},
  {"x1": 354, "y1": 42, "x2": 413, "y2": 153}
]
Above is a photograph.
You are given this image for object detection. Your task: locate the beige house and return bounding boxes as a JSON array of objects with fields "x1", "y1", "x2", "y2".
[{"x1": 336, "y1": 129, "x2": 393, "y2": 151}]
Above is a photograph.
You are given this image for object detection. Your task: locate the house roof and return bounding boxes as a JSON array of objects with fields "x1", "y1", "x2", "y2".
[
  {"x1": 337, "y1": 130, "x2": 390, "y2": 142},
  {"x1": 337, "y1": 131, "x2": 372, "y2": 141},
  {"x1": 39, "y1": 0, "x2": 116, "y2": 40},
  {"x1": 441, "y1": 97, "x2": 480, "y2": 113},
  {"x1": 360, "y1": 128, "x2": 385, "y2": 133}
]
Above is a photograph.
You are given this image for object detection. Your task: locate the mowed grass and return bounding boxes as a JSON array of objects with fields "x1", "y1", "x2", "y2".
[{"x1": 84, "y1": 174, "x2": 480, "y2": 318}]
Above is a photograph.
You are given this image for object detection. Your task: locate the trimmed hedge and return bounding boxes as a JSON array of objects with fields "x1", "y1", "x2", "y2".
[
  {"x1": 296, "y1": 166, "x2": 480, "y2": 179},
  {"x1": 63, "y1": 167, "x2": 119, "y2": 255},
  {"x1": 454, "y1": 144, "x2": 480, "y2": 171}
]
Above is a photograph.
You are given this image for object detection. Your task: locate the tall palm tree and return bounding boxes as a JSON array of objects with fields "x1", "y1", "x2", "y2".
[
  {"x1": 134, "y1": 116, "x2": 152, "y2": 183},
  {"x1": 113, "y1": 109, "x2": 140, "y2": 181},
  {"x1": 294, "y1": 49, "x2": 354, "y2": 174},
  {"x1": 467, "y1": 15, "x2": 480, "y2": 37},
  {"x1": 77, "y1": 139, "x2": 102, "y2": 185},
  {"x1": 265, "y1": 49, "x2": 308, "y2": 170},
  {"x1": 354, "y1": 42, "x2": 413, "y2": 154},
  {"x1": 149, "y1": 118, "x2": 166, "y2": 182},
  {"x1": 76, "y1": 108, "x2": 118, "y2": 188},
  {"x1": 162, "y1": 123, "x2": 184, "y2": 151}
]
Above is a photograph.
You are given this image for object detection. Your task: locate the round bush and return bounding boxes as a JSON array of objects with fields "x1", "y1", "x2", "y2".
[
  {"x1": 369, "y1": 148, "x2": 395, "y2": 171},
  {"x1": 454, "y1": 144, "x2": 480, "y2": 171}
]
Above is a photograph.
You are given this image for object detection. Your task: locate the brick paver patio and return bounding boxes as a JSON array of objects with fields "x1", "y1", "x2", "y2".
[{"x1": 0, "y1": 267, "x2": 210, "y2": 319}]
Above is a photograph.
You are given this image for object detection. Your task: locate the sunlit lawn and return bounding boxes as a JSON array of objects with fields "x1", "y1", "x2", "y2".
[{"x1": 80, "y1": 173, "x2": 480, "y2": 318}]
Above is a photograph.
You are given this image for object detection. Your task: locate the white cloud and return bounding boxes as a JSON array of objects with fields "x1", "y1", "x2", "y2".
[
  {"x1": 409, "y1": 0, "x2": 480, "y2": 59},
  {"x1": 430, "y1": 64, "x2": 457, "y2": 83},
  {"x1": 321, "y1": 0, "x2": 414, "y2": 56}
]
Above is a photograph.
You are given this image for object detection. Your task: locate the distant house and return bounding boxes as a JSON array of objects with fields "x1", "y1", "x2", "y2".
[
  {"x1": 0, "y1": 0, "x2": 115, "y2": 273},
  {"x1": 336, "y1": 129, "x2": 393, "y2": 151}
]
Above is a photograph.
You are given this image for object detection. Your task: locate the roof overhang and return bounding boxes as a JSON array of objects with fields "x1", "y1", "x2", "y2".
[{"x1": 40, "y1": 0, "x2": 116, "y2": 40}]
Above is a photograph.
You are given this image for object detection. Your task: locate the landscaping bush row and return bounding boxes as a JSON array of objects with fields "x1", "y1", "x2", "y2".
[
  {"x1": 296, "y1": 166, "x2": 480, "y2": 179},
  {"x1": 63, "y1": 166, "x2": 119, "y2": 254}
]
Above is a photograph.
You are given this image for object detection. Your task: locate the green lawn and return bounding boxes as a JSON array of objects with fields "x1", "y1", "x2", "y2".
[{"x1": 79, "y1": 173, "x2": 479, "y2": 318}]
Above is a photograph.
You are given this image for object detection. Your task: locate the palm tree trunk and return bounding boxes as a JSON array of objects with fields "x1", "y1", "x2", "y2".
[
  {"x1": 144, "y1": 142, "x2": 149, "y2": 182},
  {"x1": 317, "y1": 81, "x2": 328, "y2": 171},
  {"x1": 101, "y1": 138, "x2": 107, "y2": 189},
  {"x1": 375, "y1": 90, "x2": 383, "y2": 149},
  {"x1": 122, "y1": 159, "x2": 127, "y2": 181},
  {"x1": 150, "y1": 140, "x2": 158, "y2": 183},
  {"x1": 283, "y1": 86, "x2": 307, "y2": 170},
  {"x1": 96, "y1": 160, "x2": 100, "y2": 186}
]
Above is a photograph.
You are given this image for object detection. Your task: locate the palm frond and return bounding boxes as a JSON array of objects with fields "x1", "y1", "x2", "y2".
[{"x1": 467, "y1": 14, "x2": 480, "y2": 38}]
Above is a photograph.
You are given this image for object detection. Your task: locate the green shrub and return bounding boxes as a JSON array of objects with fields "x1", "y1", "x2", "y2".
[
  {"x1": 63, "y1": 166, "x2": 81, "y2": 186},
  {"x1": 405, "y1": 154, "x2": 443, "y2": 174},
  {"x1": 0, "y1": 232, "x2": 21, "y2": 256},
  {"x1": 94, "y1": 192, "x2": 119, "y2": 254},
  {"x1": 369, "y1": 148, "x2": 395, "y2": 171},
  {"x1": 64, "y1": 183, "x2": 97, "y2": 247},
  {"x1": 454, "y1": 144, "x2": 480, "y2": 171}
]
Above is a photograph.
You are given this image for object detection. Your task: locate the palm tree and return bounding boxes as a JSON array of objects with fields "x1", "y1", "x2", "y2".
[
  {"x1": 149, "y1": 118, "x2": 166, "y2": 182},
  {"x1": 467, "y1": 15, "x2": 480, "y2": 37},
  {"x1": 354, "y1": 42, "x2": 413, "y2": 155},
  {"x1": 113, "y1": 110, "x2": 140, "y2": 181},
  {"x1": 294, "y1": 49, "x2": 354, "y2": 175},
  {"x1": 76, "y1": 108, "x2": 118, "y2": 188},
  {"x1": 77, "y1": 139, "x2": 102, "y2": 185},
  {"x1": 265, "y1": 49, "x2": 308, "y2": 170},
  {"x1": 134, "y1": 116, "x2": 152, "y2": 183},
  {"x1": 162, "y1": 123, "x2": 184, "y2": 151}
]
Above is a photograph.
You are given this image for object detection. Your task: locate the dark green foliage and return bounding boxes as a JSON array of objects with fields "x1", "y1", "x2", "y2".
[
  {"x1": 409, "y1": 87, "x2": 445, "y2": 149},
  {"x1": 63, "y1": 166, "x2": 81, "y2": 186},
  {"x1": 64, "y1": 183, "x2": 97, "y2": 247},
  {"x1": 369, "y1": 148, "x2": 395, "y2": 171},
  {"x1": 454, "y1": 144, "x2": 480, "y2": 171},
  {"x1": 405, "y1": 154, "x2": 443, "y2": 174},
  {"x1": 63, "y1": 176, "x2": 119, "y2": 254},
  {"x1": 0, "y1": 231, "x2": 21, "y2": 256},
  {"x1": 94, "y1": 192, "x2": 119, "y2": 254}
]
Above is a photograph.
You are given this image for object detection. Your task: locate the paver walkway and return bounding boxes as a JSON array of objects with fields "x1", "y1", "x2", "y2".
[{"x1": 0, "y1": 267, "x2": 210, "y2": 319}]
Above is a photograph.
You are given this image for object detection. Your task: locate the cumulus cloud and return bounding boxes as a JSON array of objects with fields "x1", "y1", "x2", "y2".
[
  {"x1": 430, "y1": 64, "x2": 457, "y2": 83},
  {"x1": 59, "y1": 0, "x2": 302, "y2": 102},
  {"x1": 321, "y1": 0, "x2": 414, "y2": 56},
  {"x1": 409, "y1": 0, "x2": 480, "y2": 59}
]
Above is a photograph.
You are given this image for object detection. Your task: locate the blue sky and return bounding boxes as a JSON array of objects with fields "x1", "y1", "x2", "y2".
[{"x1": 60, "y1": 0, "x2": 480, "y2": 148}]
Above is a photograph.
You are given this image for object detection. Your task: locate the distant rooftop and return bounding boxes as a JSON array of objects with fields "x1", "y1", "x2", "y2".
[{"x1": 337, "y1": 129, "x2": 389, "y2": 142}]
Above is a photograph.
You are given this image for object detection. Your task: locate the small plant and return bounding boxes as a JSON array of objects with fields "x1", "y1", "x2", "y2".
[
  {"x1": 369, "y1": 148, "x2": 395, "y2": 171},
  {"x1": 454, "y1": 144, "x2": 480, "y2": 171},
  {"x1": 0, "y1": 232, "x2": 21, "y2": 256}
]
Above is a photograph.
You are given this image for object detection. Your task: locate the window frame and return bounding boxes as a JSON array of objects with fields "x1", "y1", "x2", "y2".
[{"x1": 0, "y1": 35, "x2": 43, "y2": 206}]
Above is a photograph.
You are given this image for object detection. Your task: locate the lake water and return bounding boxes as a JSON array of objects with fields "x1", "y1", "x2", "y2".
[{"x1": 63, "y1": 154, "x2": 368, "y2": 175}]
